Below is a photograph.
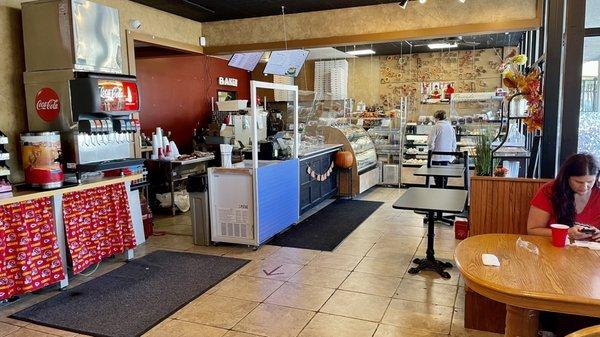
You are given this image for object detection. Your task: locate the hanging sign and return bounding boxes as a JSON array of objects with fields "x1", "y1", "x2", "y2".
[{"x1": 218, "y1": 77, "x2": 238, "y2": 87}]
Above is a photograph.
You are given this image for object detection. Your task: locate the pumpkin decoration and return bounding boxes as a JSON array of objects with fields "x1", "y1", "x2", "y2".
[{"x1": 335, "y1": 151, "x2": 354, "y2": 169}]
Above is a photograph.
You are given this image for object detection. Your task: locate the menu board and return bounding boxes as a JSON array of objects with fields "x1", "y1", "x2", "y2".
[
  {"x1": 228, "y1": 52, "x2": 264, "y2": 71},
  {"x1": 264, "y1": 49, "x2": 310, "y2": 77}
]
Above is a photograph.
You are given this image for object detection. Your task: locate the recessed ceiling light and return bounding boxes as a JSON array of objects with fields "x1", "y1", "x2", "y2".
[
  {"x1": 347, "y1": 49, "x2": 376, "y2": 56},
  {"x1": 428, "y1": 43, "x2": 458, "y2": 50},
  {"x1": 399, "y1": 0, "x2": 408, "y2": 8},
  {"x1": 419, "y1": 0, "x2": 427, "y2": 4},
  {"x1": 459, "y1": 0, "x2": 466, "y2": 3}
]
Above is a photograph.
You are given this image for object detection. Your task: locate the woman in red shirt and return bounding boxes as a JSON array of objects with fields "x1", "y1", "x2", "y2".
[{"x1": 527, "y1": 153, "x2": 600, "y2": 241}]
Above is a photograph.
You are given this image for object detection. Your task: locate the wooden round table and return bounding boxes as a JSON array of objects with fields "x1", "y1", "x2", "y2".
[{"x1": 454, "y1": 234, "x2": 600, "y2": 337}]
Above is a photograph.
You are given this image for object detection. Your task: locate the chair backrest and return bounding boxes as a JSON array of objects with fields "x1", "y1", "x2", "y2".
[{"x1": 469, "y1": 176, "x2": 551, "y2": 235}]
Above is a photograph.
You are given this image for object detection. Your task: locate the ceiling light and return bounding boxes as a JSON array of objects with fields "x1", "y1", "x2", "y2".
[
  {"x1": 419, "y1": 0, "x2": 427, "y2": 3},
  {"x1": 399, "y1": 0, "x2": 408, "y2": 8},
  {"x1": 428, "y1": 43, "x2": 458, "y2": 50},
  {"x1": 347, "y1": 49, "x2": 376, "y2": 56},
  {"x1": 459, "y1": 0, "x2": 466, "y2": 2}
]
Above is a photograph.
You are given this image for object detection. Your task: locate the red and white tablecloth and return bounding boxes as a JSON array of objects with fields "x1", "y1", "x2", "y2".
[
  {"x1": 0, "y1": 197, "x2": 64, "y2": 301},
  {"x1": 62, "y1": 183, "x2": 136, "y2": 274}
]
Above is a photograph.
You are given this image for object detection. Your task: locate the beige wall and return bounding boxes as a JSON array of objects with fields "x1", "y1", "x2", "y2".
[
  {"x1": 347, "y1": 57, "x2": 381, "y2": 107},
  {"x1": 0, "y1": 0, "x2": 203, "y2": 182},
  {"x1": 204, "y1": 0, "x2": 540, "y2": 52}
]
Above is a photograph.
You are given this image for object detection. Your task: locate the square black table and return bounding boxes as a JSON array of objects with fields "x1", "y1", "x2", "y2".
[
  {"x1": 413, "y1": 165, "x2": 466, "y2": 225},
  {"x1": 393, "y1": 187, "x2": 468, "y2": 278}
]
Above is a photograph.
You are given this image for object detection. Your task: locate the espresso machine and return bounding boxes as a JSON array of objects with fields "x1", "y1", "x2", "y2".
[{"x1": 21, "y1": 0, "x2": 144, "y2": 181}]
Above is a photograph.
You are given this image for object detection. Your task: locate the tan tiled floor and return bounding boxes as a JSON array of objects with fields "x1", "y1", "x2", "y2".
[{"x1": 0, "y1": 187, "x2": 501, "y2": 337}]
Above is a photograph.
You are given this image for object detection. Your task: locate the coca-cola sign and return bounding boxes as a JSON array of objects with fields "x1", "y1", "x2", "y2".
[{"x1": 35, "y1": 88, "x2": 60, "y2": 122}]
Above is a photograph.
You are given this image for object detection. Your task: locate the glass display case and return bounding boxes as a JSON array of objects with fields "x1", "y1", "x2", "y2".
[{"x1": 321, "y1": 124, "x2": 379, "y2": 196}]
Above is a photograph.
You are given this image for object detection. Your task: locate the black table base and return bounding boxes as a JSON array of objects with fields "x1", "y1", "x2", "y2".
[
  {"x1": 409, "y1": 210, "x2": 453, "y2": 278},
  {"x1": 423, "y1": 211, "x2": 455, "y2": 226}
]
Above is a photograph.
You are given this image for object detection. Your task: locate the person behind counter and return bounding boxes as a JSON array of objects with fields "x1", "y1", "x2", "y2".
[
  {"x1": 427, "y1": 110, "x2": 457, "y2": 188},
  {"x1": 527, "y1": 153, "x2": 600, "y2": 241}
]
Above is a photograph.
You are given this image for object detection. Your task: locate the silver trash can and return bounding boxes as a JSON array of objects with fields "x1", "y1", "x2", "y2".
[{"x1": 187, "y1": 174, "x2": 211, "y2": 245}]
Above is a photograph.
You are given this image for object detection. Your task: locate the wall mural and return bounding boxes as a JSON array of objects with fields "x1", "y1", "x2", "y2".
[{"x1": 378, "y1": 48, "x2": 506, "y2": 115}]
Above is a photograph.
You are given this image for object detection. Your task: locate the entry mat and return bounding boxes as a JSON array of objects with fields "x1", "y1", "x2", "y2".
[
  {"x1": 269, "y1": 199, "x2": 384, "y2": 251},
  {"x1": 11, "y1": 250, "x2": 249, "y2": 337}
]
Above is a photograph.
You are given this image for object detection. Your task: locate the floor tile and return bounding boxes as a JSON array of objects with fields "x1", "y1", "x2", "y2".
[
  {"x1": 455, "y1": 287, "x2": 465, "y2": 309},
  {"x1": 239, "y1": 259, "x2": 304, "y2": 281},
  {"x1": 0, "y1": 317, "x2": 29, "y2": 328},
  {"x1": 382, "y1": 299, "x2": 453, "y2": 334},
  {"x1": 0, "y1": 322, "x2": 20, "y2": 336},
  {"x1": 223, "y1": 331, "x2": 262, "y2": 337},
  {"x1": 173, "y1": 294, "x2": 259, "y2": 329},
  {"x1": 143, "y1": 319, "x2": 227, "y2": 337},
  {"x1": 451, "y1": 308, "x2": 503, "y2": 337},
  {"x1": 340, "y1": 272, "x2": 401, "y2": 297},
  {"x1": 374, "y1": 324, "x2": 449, "y2": 337},
  {"x1": 145, "y1": 234, "x2": 195, "y2": 251},
  {"x1": 185, "y1": 244, "x2": 234, "y2": 256},
  {"x1": 298, "y1": 313, "x2": 378, "y2": 337},
  {"x1": 308, "y1": 252, "x2": 362, "y2": 271},
  {"x1": 288, "y1": 266, "x2": 350, "y2": 289},
  {"x1": 212, "y1": 275, "x2": 283, "y2": 302},
  {"x1": 5, "y1": 328, "x2": 56, "y2": 337},
  {"x1": 321, "y1": 290, "x2": 390, "y2": 322},
  {"x1": 345, "y1": 229, "x2": 383, "y2": 242},
  {"x1": 233, "y1": 303, "x2": 314, "y2": 337},
  {"x1": 224, "y1": 245, "x2": 281, "y2": 260},
  {"x1": 265, "y1": 282, "x2": 334, "y2": 311},
  {"x1": 394, "y1": 279, "x2": 458, "y2": 307},
  {"x1": 267, "y1": 247, "x2": 320, "y2": 265},
  {"x1": 354, "y1": 256, "x2": 412, "y2": 277},
  {"x1": 333, "y1": 239, "x2": 376, "y2": 256}
]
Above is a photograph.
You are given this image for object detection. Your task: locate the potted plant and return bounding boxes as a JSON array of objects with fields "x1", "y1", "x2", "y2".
[{"x1": 474, "y1": 132, "x2": 499, "y2": 176}]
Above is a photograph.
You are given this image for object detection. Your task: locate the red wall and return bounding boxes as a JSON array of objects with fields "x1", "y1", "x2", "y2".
[{"x1": 135, "y1": 54, "x2": 250, "y2": 154}]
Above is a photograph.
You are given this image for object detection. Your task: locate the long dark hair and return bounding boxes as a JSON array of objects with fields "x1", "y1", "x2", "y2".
[{"x1": 551, "y1": 153, "x2": 600, "y2": 226}]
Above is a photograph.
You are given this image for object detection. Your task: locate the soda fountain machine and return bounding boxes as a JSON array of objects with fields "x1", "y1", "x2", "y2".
[{"x1": 21, "y1": 0, "x2": 144, "y2": 183}]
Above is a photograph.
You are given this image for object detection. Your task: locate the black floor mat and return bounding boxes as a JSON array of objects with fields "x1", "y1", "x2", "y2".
[
  {"x1": 11, "y1": 250, "x2": 249, "y2": 337},
  {"x1": 268, "y1": 199, "x2": 383, "y2": 251}
]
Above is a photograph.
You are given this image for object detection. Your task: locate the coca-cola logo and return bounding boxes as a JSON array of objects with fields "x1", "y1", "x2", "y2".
[
  {"x1": 35, "y1": 88, "x2": 60, "y2": 122},
  {"x1": 100, "y1": 86, "x2": 124, "y2": 100}
]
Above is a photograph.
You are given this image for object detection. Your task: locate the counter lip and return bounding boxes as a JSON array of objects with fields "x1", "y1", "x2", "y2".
[
  {"x1": 298, "y1": 144, "x2": 343, "y2": 160},
  {"x1": 0, "y1": 174, "x2": 143, "y2": 206}
]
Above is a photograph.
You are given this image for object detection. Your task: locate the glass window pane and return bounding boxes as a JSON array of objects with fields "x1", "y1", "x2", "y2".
[
  {"x1": 586, "y1": 0, "x2": 600, "y2": 28},
  {"x1": 578, "y1": 37, "x2": 600, "y2": 158}
]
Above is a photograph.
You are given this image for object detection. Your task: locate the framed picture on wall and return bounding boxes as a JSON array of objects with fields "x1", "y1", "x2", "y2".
[{"x1": 217, "y1": 90, "x2": 237, "y2": 102}]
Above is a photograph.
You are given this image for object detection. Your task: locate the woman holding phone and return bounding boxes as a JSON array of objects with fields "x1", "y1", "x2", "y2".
[{"x1": 527, "y1": 153, "x2": 600, "y2": 241}]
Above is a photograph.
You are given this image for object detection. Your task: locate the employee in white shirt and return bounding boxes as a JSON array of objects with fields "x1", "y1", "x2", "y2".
[{"x1": 427, "y1": 110, "x2": 457, "y2": 188}]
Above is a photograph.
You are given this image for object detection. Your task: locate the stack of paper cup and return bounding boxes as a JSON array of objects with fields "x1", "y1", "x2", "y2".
[
  {"x1": 151, "y1": 134, "x2": 159, "y2": 159},
  {"x1": 220, "y1": 144, "x2": 233, "y2": 168}
]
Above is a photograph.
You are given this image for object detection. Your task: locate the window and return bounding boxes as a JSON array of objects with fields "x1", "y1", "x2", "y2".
[
  {"x1": 578, "y1": 37, "x2": 600, "y2": 158},
  {"x1": 586, "y1": 0, "x2": 600, "y2": 28}
]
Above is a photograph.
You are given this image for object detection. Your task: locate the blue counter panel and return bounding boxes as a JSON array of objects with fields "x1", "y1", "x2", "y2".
[{"x1": 256, "y1": 159, "x2": 300, "y2": 244}]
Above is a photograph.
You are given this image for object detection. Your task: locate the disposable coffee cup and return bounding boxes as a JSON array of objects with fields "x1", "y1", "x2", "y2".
[{"x1": 550, "y1": 224, "x2": 569, "y2": 247}]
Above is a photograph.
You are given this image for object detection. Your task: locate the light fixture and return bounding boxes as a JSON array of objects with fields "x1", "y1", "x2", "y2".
[
  {"x1": 459, "y1": 0, "x2": 466, "y2": 2},
  {"x1": 428, "y1": 43, "x2": 458, "y2": 50},
  {"x1": 347, "y1": 49, "x2": 376, "y2": 56},
  {"x1": 399, "y1": 0, "x2": 408, "y2": 9},
  {"x1": 419, "y1": 0, "x2": 427, "y2": 4}
]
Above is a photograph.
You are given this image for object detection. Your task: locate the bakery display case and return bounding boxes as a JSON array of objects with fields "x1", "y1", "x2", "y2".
[{"x1": 322, "y1": 125, "x2": 378, "y2": 196}]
